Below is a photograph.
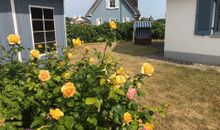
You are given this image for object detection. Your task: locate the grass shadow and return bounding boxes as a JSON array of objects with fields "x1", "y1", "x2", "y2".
[{"x1": 112, "y1": 40, "x2": 164, "y2": 57}]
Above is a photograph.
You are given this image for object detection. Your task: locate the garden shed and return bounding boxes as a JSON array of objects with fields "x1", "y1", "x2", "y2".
[
  {"x1": 0, "y1": 0, "x2": 66, "y2": 62},
  {"x1": 133, "y1": 21, "x2": 152, "y2": 45}
]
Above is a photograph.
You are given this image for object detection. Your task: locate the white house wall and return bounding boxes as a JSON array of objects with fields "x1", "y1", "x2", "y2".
[{"x1": 165, "y1": 0, "x2": 220, "y2": 64}]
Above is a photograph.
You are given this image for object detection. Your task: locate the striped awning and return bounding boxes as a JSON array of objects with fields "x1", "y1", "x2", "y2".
[{"x1": 134, "y1": 21, "x2": 152, "y2": 28}]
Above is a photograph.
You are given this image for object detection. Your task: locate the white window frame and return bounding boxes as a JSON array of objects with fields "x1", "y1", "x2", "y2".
[
  {"x1": 109, "y1": 18, "x2": 117, "y2": 22},
  {"x1": 29, "y1": 5, "x2": 58, "y2": 55},
  {"x1": 96, "y1": 18, "x2": 102, "y2": 25},
  {"x1": 123, "y1": 17, "x2": 130, "y2": 23},
  {"x1": 106, "y1": 0, "x2": 119, "y2": 9}
]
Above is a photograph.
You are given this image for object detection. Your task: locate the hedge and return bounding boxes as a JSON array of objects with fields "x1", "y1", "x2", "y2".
[
  {"x1": 66, "y1": 22, "x2": 134, "y2": 44},
  {"x1": 66, "y1": 21, "x2": 165, "y2": 44}
]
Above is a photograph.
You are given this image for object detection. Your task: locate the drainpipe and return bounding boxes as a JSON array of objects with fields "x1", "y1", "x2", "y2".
[
  {"x1": 10, "y1": 0, "x2": 22, "y2": 62},
  {"x1": 120, "y1": 0, "x2": 122, "y2": 22}
]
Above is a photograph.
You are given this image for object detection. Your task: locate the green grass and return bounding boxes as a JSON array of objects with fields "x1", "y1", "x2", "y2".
[{"x1": 80, "y1": 41, "x2": 220, "y2": 130}]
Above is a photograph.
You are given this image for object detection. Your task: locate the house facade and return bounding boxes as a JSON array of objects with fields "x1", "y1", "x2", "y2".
[
  {"x1": 165, "y1": 0, "x2": 220, "y2": 65},
  {"x1": 86, "y1": 0, "x2": 140, "y2": 25},
  {"x1": 0, "y1": 0, "x2": 66, "y2": 62}
]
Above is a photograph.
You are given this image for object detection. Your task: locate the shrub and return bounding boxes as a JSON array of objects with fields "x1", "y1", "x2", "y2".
[
  {"x1": 151, "y1": 20, "x2": 165, "y2": 39},
  {"x1": 0, "y1": 22, "x2": 164, "y2": 130},
  {"x1": 66, "y1": 22, "x2": 134, "y2": 43}
]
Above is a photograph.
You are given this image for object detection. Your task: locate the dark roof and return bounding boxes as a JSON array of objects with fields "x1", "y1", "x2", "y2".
[{"x1": 85, "y1": 0, "x2": 140, "y2": 17}]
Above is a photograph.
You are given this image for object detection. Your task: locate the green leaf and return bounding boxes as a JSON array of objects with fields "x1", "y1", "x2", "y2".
[
  {"x1": 64, "y1": 116, "x2": 74, "y2": 129},
  {"x1": 53, "y1": 87, "x2": 61, "y2": 95},
  {"x1": 99, "y1": 78, "x2": 105, "y2": 85},
  {"x1": 87, "y1": 117, "x2": 97, "y2": 126},
  {"x1": 85, "y1": 98, "x2": 97, "y2": 105},
  {"x1": 67, "y1": 101, "x2": 75, "y2": 107},
  {"x1": 31, "y1": 117, "x2": 44, "y2": 128},
  {"x1": 131, "y1": 121, "x2": 139, "y2": 130},
  {"x1": 95, "y1": 100, "x2": 101, "y2": 111},
  {"x1": 115, "y1": 89, "x2": 125, "y2": 96},
  {"x1": 53, "y1": 76, "x2": 61, "y2": 82},
  {"x1": 11, "y1": 121, "x2": 22, "y2": 126},
  {"x1": 55, "y1": 125, "x2": 66, "y2": 130},
  {"x1": 74, "y1": 123, "x2": 84, "y2": 130}
]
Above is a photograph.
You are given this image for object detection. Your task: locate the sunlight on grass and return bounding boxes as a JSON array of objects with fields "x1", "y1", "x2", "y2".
[{"x1": 79, "y1": 41, "x2": 220, "y2": 130}]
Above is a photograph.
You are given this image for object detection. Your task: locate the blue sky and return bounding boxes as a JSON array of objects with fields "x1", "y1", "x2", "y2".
[{"x1": 64, "y1": 0, "x2": 166, "y2": 19}]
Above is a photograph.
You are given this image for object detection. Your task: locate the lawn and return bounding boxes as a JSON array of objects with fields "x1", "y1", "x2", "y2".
[{"x1": 79, "y1": 41, "x2": 220, "y2": 130}]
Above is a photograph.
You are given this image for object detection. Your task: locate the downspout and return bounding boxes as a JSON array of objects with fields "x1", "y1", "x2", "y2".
[
  {"x1": 120, "y1": 0, "x2": 122, "y2": 22},
  {"x1": 10, "y1": 0, "x2": 22, "y2": 62}
]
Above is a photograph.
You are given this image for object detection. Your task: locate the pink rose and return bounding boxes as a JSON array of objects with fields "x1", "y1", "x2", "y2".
[{"x1": 126, "y1": 87, "x2": 137, "y2": 100}]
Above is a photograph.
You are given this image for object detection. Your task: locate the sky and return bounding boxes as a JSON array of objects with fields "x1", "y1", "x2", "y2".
[{"x1": 64, "y1": 0, "x2": 166, "y2": 19}]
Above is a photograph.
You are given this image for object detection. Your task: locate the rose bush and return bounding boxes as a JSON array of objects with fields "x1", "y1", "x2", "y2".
[{"x1": 0, "y1": 22, "x2": 165, "y2": 130}]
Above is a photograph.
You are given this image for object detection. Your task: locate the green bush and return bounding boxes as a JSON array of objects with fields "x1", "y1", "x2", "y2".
[
  {"x1": 151, "y1": 21, "x2": 165, "y2": 39},
  {"x1": 0, "y1": 26, "x2": 165, "y2": 129},
  {"x1": 66, "y1": 22, "x2": 134, "y2": 43}
]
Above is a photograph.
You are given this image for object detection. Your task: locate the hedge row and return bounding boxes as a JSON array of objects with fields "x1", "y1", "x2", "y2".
[
  {"x1": 66, "y1": 22, "x2": 134, "y2": 43},
  {"x1": 66, "y1": 21, "x2": 165, "y2": 44}
]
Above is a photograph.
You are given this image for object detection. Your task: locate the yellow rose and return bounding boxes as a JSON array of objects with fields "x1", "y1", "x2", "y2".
[
  {"x1": 137, "y1": 119, "x2": 143, "y2": 124},
  {"x1": 49, "y1": 108, "x2": 64, "y2": 120},
  {"x1": 7, "y1": 34, "x2": 21, "y2": 45},
  {"x1": 30, "y1": 50, "x2": 41, "y2": 59},
  {"x1": 72, "y1": 38, "x2": 81, "y2": 46},
  {"x1": 116, "y1": 67, "x2": 123, "y2": 75},
  {"x1": 0, "y1": 118, "x2": 5, "y2": 127},
  {"x1": 61, "y1": 82, "x2": 76, "y2": 98},
  {"x1": 38, "y1": 70, "x2": 51, "y2": 82},
  {"x1": 60, "y1": 61, "x2": 65, "y2": 66},
  {"x1": 116, "y1": 75, "x2": 126, "y2": 84},
  {"x1": 38, "y1": 44, "x2": 43, "y2": 49},
  {"x1": 144, "y1": 123, "x2": 154, "y2": 130},
  {"x1": 109, "y1": 21, "x2": 117, "y2": 30},
  {"x1": 62, "y1": 72, "x2": 71, "y2": 80},
  {"x1": 85, "y1": 46, "x2": 90, "y2": 52},
  {"x1": 123, "y1": 112, "x2": 132, "y2": 124},
  {"x1": 67, "y1": 52, "x2": 73, "y2": 60},
  {"x1": 141, "y1": 63, "x2": 154, "y2": 76},
  {"x1": 89, "y1": 58, "x2": 95, "y2": 63},
  {"x1": 108, "y1": 73, "x2": 116, "y2": 84}
]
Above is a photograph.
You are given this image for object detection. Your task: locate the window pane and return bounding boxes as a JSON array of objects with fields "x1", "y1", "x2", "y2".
[
  {"x1": 31, "y1": 8, "x2": 43, "y2": 19},
  {"x1": 32, "y1": 21, "x2": 44, "y2": 31},
  {"x1": 45, "y1": 21, "x2": 54, "y2": 30},
  {"x1": 46, "y1": 42, "x2": 57, "y2": 52},
  {"x1": 110, "y1": 0, "x2": 116, "y2": 7},
  {"x1": 35, "y1": 43, "x2": 46, "y2": 53},
  {"x1": 46, "y1": 31, "x2": 55, "y2": 42},
  {"x1": 34, "y1": 32, "x2": 45, "y2": 43},
  {"x1": 44, "y1": 9, "x2": 54, "y2": 19}
]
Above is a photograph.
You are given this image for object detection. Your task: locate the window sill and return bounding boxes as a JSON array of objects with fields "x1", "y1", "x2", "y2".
[{"x1": 106, "y1": 7, "x2": 119, "y2": 10}]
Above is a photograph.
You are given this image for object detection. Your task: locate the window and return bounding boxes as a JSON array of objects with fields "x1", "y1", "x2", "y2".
[
  {"x1": 106, "y1": 0, "x2": 119, "y2": 9},
  {"x1": 110, "y1": 0, "x2": 116, "y2": 8},
  {"x1": 123, "y1": 17, "x2": 130, "y2": 23},
  {"x1": 109, "y1": 18, "x2": 117, "y2": 22},
  {"x1": 96, "y1": 18, "x2": 102, "y2": 25},
  {"x1": 30, "y1": 7, "x2": 56, "y2": 54}
]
